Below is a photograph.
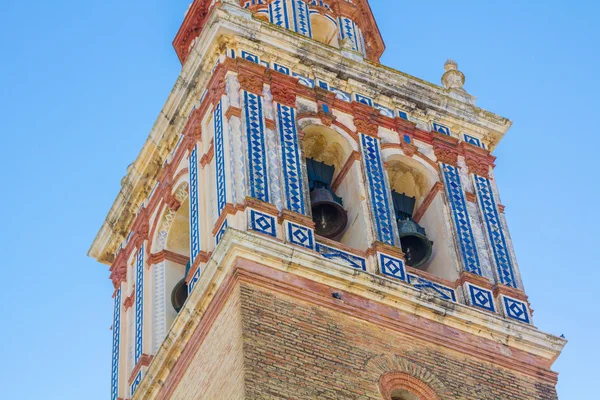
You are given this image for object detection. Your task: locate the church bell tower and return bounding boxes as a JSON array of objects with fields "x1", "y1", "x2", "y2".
[{"x1": 89, "y1": 1, "x2": 566, "y2": 399}]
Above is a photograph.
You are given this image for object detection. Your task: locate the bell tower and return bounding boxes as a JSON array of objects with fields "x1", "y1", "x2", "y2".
[{"x1": 89, "y1": 1, "x2": 566, "y2": 399}]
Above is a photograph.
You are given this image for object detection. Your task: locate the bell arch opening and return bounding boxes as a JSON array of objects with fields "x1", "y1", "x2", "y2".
[
  {"x1": 386, "y1": 156, "x2": 458, "y2": 281},
  {"x1": 391, "y1": 389, "x2": 421, "y2": 400},
  {"x1": 301, "y1": 124, "x2": 368, "y2": 250},
  {"x1": 310, "y1": 13, "x2": 339, "y2": 47}
]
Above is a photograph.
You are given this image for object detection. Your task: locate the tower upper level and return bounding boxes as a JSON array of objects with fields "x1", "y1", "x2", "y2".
[{"x1": 174, "y1": 0, "x2": 385, "y2": 64}]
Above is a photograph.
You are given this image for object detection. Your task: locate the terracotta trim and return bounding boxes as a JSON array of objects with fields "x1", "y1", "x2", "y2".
[
  {"x1": 368, "y1": 241, "x2": 405, "y2": 260},
  {"x1": 331, "y1": 151, "x2": 361, "y2": 192},
  {"x1": 493, "y1": 284, "x2": 529, "y2": 303},
  {"x1": 212, "y1": 203, "x2": 241, "y2": 235},
  {"x1": 129, "y1": 354, "x2": 153, "y2": 385},
  {"x1": 225, "y1": 106, "x2": 242, "y2": 120},
  {"x1": 200, "y1": 139, "x2": 214, "y2": 167},
  {"x1": 413, "y1": 182, "x2": 443, "y2": 223},
  {"x1": 405, "y1": 266, "x2": 456, "y2": 289},
  {"x1": 465, "y1": 191, "x2": 477, "y2": 203},
  {"x1": 265, "y1": 119, "x2": 276, "y2": 130},
  {"x1": 315, "y1": 235, "x2": 368, "y2": 258},
  {"x1": 296, "y1": 112, "x2": 359, "y2": 143},
  {"x1": 123, "y1": 291, "x2": 135, "y2": 311},
  {"x1": 456, "y1": 271, "x2": 494, "y2": 290},
  {"x1": 245, "y1": 197, "x2": 279, "y2": 216},
  {"x1": 279, "y1": 209, "x2": 316, "y2": 229},
  {"x1": 432, "y1": 132, "x2": 461, "y2": 167},
  {"x1": 186, "y1": 251, "x2": 212, "y2": 284},
  {"x1": 147, "y1": 250, "x2": 190, "y2": 267},
  {"x1": 379, "y1": 372, "x2": 441, "y2": 400},
  {"x1": 498, "y1": 204, "x2": 506, "y2": 214}
]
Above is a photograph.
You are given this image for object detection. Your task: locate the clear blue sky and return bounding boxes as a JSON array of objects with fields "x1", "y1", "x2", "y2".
[{"x1": 0, "y1": 1, "x2": 597, "y2": 399}]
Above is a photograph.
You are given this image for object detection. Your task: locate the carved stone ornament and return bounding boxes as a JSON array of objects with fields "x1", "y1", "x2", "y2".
[
  {"x1": 441, "y1": 59, "x2": 466, "y2": 91},
  {"x1": 466, "y1": 157, "x2": 491, "y2": 178},
  {"x1": 110, "y1": 261, "x2": 127, "y2": 289},
  {"x1": 238, "y1": 72, "x2": 264, "y2": 95},
  {"x1": 434, "y1": 147, "x2": 459, "y2": 166},
  {"x1": 400, "y1": 141, "x2": 417, "y2": 157},
  {"x1": 318, "y1": 110, "x2": 337, "y2": 127},
  {"x1": 354, "y1": 118, "x2": 379, "y2": 136},
  {"x1": 271, "y1": 83, "x2": 297, "y2": 107}
]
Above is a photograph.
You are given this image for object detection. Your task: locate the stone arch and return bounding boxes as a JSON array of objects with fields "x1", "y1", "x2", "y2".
[{"x1": 365, "y1": 354, "x2": 450, "y2": 400}]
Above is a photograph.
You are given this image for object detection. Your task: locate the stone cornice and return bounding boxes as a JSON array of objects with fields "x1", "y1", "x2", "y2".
[{"x1": 131, "y1": 229, "x2": 566, "y2": 399}]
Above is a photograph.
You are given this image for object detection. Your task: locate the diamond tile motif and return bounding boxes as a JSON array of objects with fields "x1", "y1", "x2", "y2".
[
  {"x1": 188, "y1": 267, "x2": 201, "y2": 295},
  {"x1": 130, "y1": 371, "x2": 142, "y2": 397},
  {"x1": 286, "y1": 222, "x2": 315, "y2": 249},
  {"x1": 110, "y1": 288, "x2": 122, "y2": 400},
  {"x1": 215, "y1": 100, "x2": 226, "y2": 216},
  {"x1": 134, "y1": 246, "x2": 144, "y2": 364},
  {"x1": 250, "y1": 210, "x2": 277, "y2": 237},
  {"x1": 338, "y1": 16, "x2": 362, "y2": 53},
  {"x1": 189, "y1": 146, "x2": 200, "y2": 263},
  {"x1": 467, "y1": 284, "x2": 496, "y2": 312},
  {"x1": 315, "y1": 243, "x2": 367, "y2": 270},
  {"x1": 276, "y1": 104, "x2": 306, "y2": 215},
  {"x1": 268, "y1": 0, "x2": 289, "y2": 29},
  {"x1": 292, "y1": 0, "x2": 312, "y2": 37},
  {"x1": 379, "y1": 252, "x2": 407, "y2": 281},
  {"x1": 502, "y1": 296, "x2": 531, "y2": 324},
  {"x1": 432, "y1": 122, "x2": 451, "y2": 136},
  {"x1": 360, "y1": 134, "x2": 395, "y2": 245},
  {"x1": 407, "y1": 274, "x2": 457, "y2": 302},
  {"x1": 474, "y1": 175, "x2": 517, "y2": 288},
  {"x1": 441, "y1": 163, "x2": 482, "y2": 275},
  {"x1": 244, "y1": 91, "x2": 270, "y2": 203},
  {"x1": 464, "y1": 134, "x2": 484, "y2": 148}
]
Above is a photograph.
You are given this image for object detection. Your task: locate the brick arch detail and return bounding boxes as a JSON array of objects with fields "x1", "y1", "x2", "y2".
[{"x1": 365, "y1": 354, "x2": 450, "y2": 400}]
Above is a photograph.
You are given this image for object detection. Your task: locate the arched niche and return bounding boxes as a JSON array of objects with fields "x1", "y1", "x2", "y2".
[
  {"x1": 385, "y1": 154, "x2": 459, "y2": 281},
  {"x1": 310, "y1": 11, "x2": 339, "y2": 47},
  {"x1": 301, "y1": 123, "x2": 369, "y2": 250}
]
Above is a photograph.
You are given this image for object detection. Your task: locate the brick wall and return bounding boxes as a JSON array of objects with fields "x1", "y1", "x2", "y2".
[{"x1": 239, "y1": 283, "x2": 558, "y2": 400}]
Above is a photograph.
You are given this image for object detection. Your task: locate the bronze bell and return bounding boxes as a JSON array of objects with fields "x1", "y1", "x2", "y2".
[
  {"x1": 310, "y1": 188, "x2": 348, "y2": 239},
  {"x1": 397, "y1": 219, "x2": 433, "y2": 269},
  {"x1": 171, "y1": 278, "x2": 188, "y2": 313}
]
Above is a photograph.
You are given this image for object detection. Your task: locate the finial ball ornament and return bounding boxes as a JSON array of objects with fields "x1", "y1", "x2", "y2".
[{"x1": 442, "y1": 59, "x2": 466, "y2": 91}]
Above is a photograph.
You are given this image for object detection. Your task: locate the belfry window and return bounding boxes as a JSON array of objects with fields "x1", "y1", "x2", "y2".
[
  {"x1": 391, "y1": 389, "x2": 421, "y2": 400},
  {"x1": 391, "y1": 191, "x2": 432, "y2": 269},
  {"x1": 306, "y1": 158, "x2": 347, "y2": 238}
]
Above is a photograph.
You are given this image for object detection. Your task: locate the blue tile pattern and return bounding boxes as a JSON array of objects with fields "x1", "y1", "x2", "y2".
[
  {"x1": 315, "y1": 243, "x2": 367, "y2": 271},
  {"x1": 189, "y1": 146, "x2": 200, "y2": 264},
  {"x1": 244, "y1": 91, "x2": 270, "y2": 203},
  {"x1": 398, "y1": 111, "x2": 409, "y2": 120},
  {"x1": 379, "y1": 252, "x2": 407, "y2": 282},
  {"x1": 269, "y1": 0, "x2": 289, "y2": 29},
  {"x1": 130, "y1": 371, "x2": 142, "y2": 397},
  {"x1": 441, "y1": 163, "x2": 482, "y2": 275},
  {"x1": 360, "y1": 134, "x2": 395, "y2": 245},
  {"x1": 286, "y1": 222, "x2": 315, "y2": 249},
  {"x1": 250, "y1": 210, "x2": 277, "y2": 237},
  {"x1": 215, "y1": 100, "x2": 226, "y2": 216},
  {"x1": 467, "y1": 284, "x2": 496, "y2": 312},
  {"x1": 241, "y1": 50, "x2": 260, "y2": 64},
  {"x1": 134, "y1": 245, "x2": 144, "y2": 364},
  {"x1": 338, "y1": 17, "x2": 362, "y2": 53},
  {"x1": 407, "y1": 274, "x2": 457, "y2": 302},
  {"x1": 502, "y1": 296, "x2": 531, "y2": 324},
  {"x1": 110, "y1": 288, "x2": 122, "y2": 400},
  {"x1": 432, "y1": 122, "x2": 451, "y2": 136},
  {"x1": 216, "y1": 220, "x2": 228, "y2": 245},
  {"x1": 331, "y1": 87, "x2": 351, "y2": 102},
  {"x1": 188, "y1": 267, "x2": 201, "y2": 295},
  {"x1": 375, "y1": 103, "x2": 394, "y2": 118},
  {"x1": 474, "y1": 175, "x2": 517, "y2": 288},
  {"x1": 355, "y1": 94, "x2": 373, "y2": 107},
  {"x1": 273, "y1": 63, "x2": 290, "y2": 75},
  {"x1": 276, "y1": 104, "x2": 306, "y2": 215},
  {"x1": 292, "y1": 0, "x2": 312, "y2": 37},
  {"x1": 464, "y1": 134, "x2": 484, "y2": 148},
  {"x1": 292, "y1": 72, "x2": 315, "y2": 88}
]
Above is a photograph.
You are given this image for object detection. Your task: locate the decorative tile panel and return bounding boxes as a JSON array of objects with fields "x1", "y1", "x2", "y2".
[
  {"x1": 379, "y1": 252, "x2": 407, "y2": 282},
  {"x1": 286, "y1": 222, "x2": 314, "y2": 249},
  {"x1": 474, "y1": 175, "x2": 517, "y2": 288},
  {"x1": 110, "y1": 288, "x2": 122, "y2": 400},
  {"x1": 501, "y1": 296, "x2": 531, "y2": 324},
  {"x1": 360, "y1": 134, "x2": 395, "y2": 245},
  {"x1": 354, "y1": 93, "x2": 373, "y2": 107},
  {"x1": 316, "y1": 243, "x2": 366, "y2": 271},
  {"x1": 215, "y1": 100, "x2": 226, "y2": 216},
  {"x1": 273, "y1": 63, "x2": 290, "y2": 75},
  {"x1": 216, "y1": 220, "x2": 228, "y2": 245},
  {"x1": 407, "y1": 274, "x2": 457, "y2": 302},
  {"x1": 189, "y1": 146, "x2": 200, "y2": 264},
  {"x1": 134, "y1": 246, "x2": 144, "y2": 364},
  {"x1": 441, "y1": 163, "x2": 482, "y2": 275},
  {"x1": 432, "y1": 122, "x2": 451, "y2": 136},
  {"x1": 188, "y1": 267, "x2": 201, "y2": 295},
  {"x1": 241, "y1": 50, "x2": 260, "y2": 64},
  {"x1": 398, "y1": 111, "x2": 409, "y2": 120},
  {"x1": 466, "y1": 283, "x2": 496, "y2": 312},
  {"x1": 375, "y1": 103, "x2": 394, "y2": 118},
  {"x1": 464, "y1": 134, "x2": 484, "y2": 148},
  {"x1": 291, "y1": 0, "x2": 312, "y2": 37},
  {"x1": 269, "y1": 0, "x2": 290, "y2": 29},
  {"x1": 152, "y1": 260, "x2": 166, "y2": 354},
  {"x1": 338, "y1": 17, "x2": 362, "y2": 53},
  {"x1": 331, "y1": 87, "x2": 351, "y2": 102},
  {"x1": 244, "y1": 91, "x2": 270, "y2": 203},
  {"x1": 276, "y1": 104, "x2": 306, "y2": 215},
  {"x1": 130, "y1": 371, "x2": 142, "y2": 397},
  {"x1": 250, "y1": 210, "x2": 277, "y2": 237},
  {"x1": 292, "y1": 72, "x2": 315, "y2": 88}
]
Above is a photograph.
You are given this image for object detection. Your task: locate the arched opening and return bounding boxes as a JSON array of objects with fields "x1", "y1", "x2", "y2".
[
  {"x1": 164, "y1": 197, "x2": 191, "y2": 328},
  {"x1": 310, "y1": 13, "x2": 339, "y2": 47},
  {"x1": 301, "y1": 124, "x2": 368, "y2": 250},
  {"x1": 379, "y1": 372, "x2": 441, "y2": 400},
  {"x1": 386, "y1": 156, "x2": 459, "y2": 281}
]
